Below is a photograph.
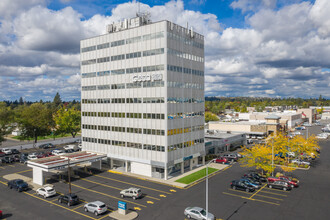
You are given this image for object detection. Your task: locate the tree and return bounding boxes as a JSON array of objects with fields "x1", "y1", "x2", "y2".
[
  {"x1": 19, "y1": 97, "x2": 24, "y2": 105},
  {"x1": 205, "y1": 112, "x2": 219, "y2": 123},
  {"x1": 239, "y1": 144, "x2": 275, "y2": 175},
  {"x1": 54, "y1": 107, "x2": 81, "y2": 138},
  {"x1": 53, "y1": 92, "x2": 62, "y2": 109},
  {"x1": 0, "y1": 102, "x2": 13, "y2": 146},
  {"x1": 16, "y1": 103, "x2": 53, "y2": 143}
]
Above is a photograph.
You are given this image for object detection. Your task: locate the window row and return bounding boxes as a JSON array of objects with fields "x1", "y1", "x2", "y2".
[
  {"x1": 82, "y1": 112, "x2": 165, "y2": 119},
  {"x1": 167, "y1": 65, "x2": 204, "y2": 76},
  {"x1": 83, "y1": 124, "x2": 165, "y2": 136},
  {"x1": 82, "y1": 81, "x2": 164, "y2": 91},
  {"x1": 168, "y1": 48, "x2": 204, "y2": 63},
  {"x1": 167, "y1": 32, "x2": 204, "y2": 49},
  {"x1": 167, "y1": 125, "x2": 204, "y2": 136},
  {"x1": 83, "y1": 136, "x2": 165, "y2": 152},
  {"x1": 168, "y1": 111, "x2": 204, "y2": 120},
  {"x1": 82, "y1": 97, "x2": 164, "y2": 104},
  {"x1": 81, "y1": 31, "x2": 164, "y2": 53},
  {"x1": 167, "y1": 97, "x2": 204, "y2": 104},
  {"x1": 82, "y1": 64, "x2": 164, "y2": 78},
  {"x1": 167, "y1": 81, "x2": 204, "y2": 90},
  {"x1": 82, "y1": 48, "x2": 164, "y2": 65},
  {"x1": 168, "y1": 138, "x2": 205, "y2": 152}
]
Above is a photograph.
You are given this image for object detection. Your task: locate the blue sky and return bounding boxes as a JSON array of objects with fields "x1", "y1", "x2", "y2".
[{"x1": 0, "y1": 0, "x2": 329, "y2": 101}]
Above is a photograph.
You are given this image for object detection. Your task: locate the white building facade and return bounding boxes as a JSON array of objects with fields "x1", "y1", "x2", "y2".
[{"x1": 80, "y1": 16, "x2": 205, "y2": 179}]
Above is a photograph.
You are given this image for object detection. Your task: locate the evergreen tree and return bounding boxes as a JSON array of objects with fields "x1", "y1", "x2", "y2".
[
  {"x1": 53, "y1": 92, "x2": 62, "y2": 109},
  {"x1": 19, "y1": 97, "x2": 24, "y2": 105}
]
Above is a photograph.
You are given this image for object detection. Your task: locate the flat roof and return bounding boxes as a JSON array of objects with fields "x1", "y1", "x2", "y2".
[{"x1": 27, "y1": 151, "x2": 107, "y2": 172}]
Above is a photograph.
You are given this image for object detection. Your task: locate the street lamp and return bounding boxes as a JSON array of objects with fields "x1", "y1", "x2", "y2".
[
  {"x1": 68, "y1": 158, "x2": 72, "y2": 194},
  {"x1": 206, "y1": 159, "x2": 214, "y2": 219}
]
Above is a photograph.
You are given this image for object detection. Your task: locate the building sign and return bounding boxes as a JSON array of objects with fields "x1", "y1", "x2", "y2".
[
  {"x1": 132, "y1": 73, "x2": 162, "y2": 82},
  {"x1": 183, "y1": 155, "x2": 193, "y2": 161},
  {"x1": 118, "y1": 201, "x2": 127, "y2": 210}
]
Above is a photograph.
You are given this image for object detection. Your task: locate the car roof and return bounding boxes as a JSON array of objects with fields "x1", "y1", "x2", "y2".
[
  {"x1": 190, "y1": 207, "x2": 203, "y2": 211},
  {"x1": 44, "y1": 186, "x2": 54, "y2": 190},
  {"x1": 89, "y1": 201, "x2": 105, "y2": 206}
]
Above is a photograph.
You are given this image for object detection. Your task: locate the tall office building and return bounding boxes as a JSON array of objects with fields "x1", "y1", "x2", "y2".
[{"x1": 80, "y1": 14, "x2": 205, "y2": 179}]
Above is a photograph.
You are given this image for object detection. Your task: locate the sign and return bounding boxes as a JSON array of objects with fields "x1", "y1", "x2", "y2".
[
  {"x1": 183, "y1": 155, "x2": 193, "y2": 161},
  {"x1": 132, "y1": 73, "x2": 162, "y2": 82},
  {"x1": 118, "y1": 201, "x2": 127, "y2": 210}
]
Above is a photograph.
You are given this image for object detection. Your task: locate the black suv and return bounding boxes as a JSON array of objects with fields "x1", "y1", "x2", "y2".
[
  {"x1": 7, "y1": 179, "x2": 29, "y2": 192},
  {"x1": 267, "y1": 181, "x2": 293, "y2": 191},
  {"x1": 244, "y1": 172, "x2": 267, "y2": 182},
  {"x1": 11, "y1": 149, "x2": 20, "y2": 154},
  {"x1": 58, "y1": 193, "x2": 79, "y2": 206},
  {"x1": 3, "y1": 156, "x2": 14, "y2": 163},
  {"x1": 231, "y1": 180, "x2": 255, "y2": 192}
]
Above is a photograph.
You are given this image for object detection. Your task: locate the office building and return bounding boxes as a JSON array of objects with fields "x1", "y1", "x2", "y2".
[{"x1": 80, "y1": 14, "x2": 205, "y2": 179}]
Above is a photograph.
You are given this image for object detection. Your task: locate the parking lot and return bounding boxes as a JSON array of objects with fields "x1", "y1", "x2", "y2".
[{"x1": 0, "y1": 123, "x2": 329, "y2": 220}]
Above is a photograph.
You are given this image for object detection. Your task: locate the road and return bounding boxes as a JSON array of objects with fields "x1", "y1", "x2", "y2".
[{"x1": 0, "y1": 136, "x2": 81, "y2": 150}]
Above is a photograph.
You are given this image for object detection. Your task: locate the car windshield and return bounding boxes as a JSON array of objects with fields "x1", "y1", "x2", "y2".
[
  {"x1": 200, "y1": 209, "x2": 206, "y2": 216},
  {"x1": 16, "y1": 180, "x2": 24, "y2": 184},
  {"x1": 137, "y1": 190, "x2": 141, "y2": 193},
  {"x1": 99, "y1": 204, "x2": 106, "y2": 208},
  {"x1": 47, "y1": 189, "x2": 54, "y2": 192},
  {"x1": 71, "y1": 195, "x2": 77, "y2": 199}
]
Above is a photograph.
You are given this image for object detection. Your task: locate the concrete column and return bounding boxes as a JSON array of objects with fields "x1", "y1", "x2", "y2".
[
  {"x1": 164, "y1": 167, "x2": 168, "y2": 180},
  {"x1": 190, "y1": 159, "x2": 193, "y2": 170},
  {"x1": 33, "y1": 167, "x2": 44, "y2": 186},
  {"x1": 110, "y1": 158, "x2": 114, "y2": 169},
  {"x1": 91, "y1": 160, "x2": 101, "y2": 170},
  {"x1": 125, "y1": 161, "x2": 128, "y2": 172},
  {"x1": 202, "y1": 156, "x2": 205, "y2": 165},
  {"x1": 181, "y1": 162, "x2": 184, "y2": 174}
]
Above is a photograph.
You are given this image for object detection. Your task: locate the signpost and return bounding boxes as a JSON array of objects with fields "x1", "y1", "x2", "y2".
[{"x1": 118, "y1": 201, "x2": 127, "y2": 215}]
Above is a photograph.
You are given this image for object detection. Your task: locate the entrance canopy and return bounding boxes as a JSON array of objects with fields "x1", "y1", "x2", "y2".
[{"x1": 27, "y1": 151, "x2": 107, "y2": 172}]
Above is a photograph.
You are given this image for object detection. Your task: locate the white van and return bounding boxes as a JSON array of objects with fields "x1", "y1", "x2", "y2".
[{"x1": 63, "y1": 145, "x2": 81, "y2": 152}]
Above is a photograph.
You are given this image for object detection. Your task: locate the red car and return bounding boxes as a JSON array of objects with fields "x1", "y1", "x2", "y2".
[
  {"x1": 267, "y1": 176, "x2": 299, "y2": 187},
  {"x1": 214, "y1": 157, "x2": 229, "y2": 164}
]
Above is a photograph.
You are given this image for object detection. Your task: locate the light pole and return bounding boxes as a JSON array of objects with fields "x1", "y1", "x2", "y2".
[
  {"x1": 272, "y1": 139, "x2": 274, "y2": 176},
  {"x1": 206, "y1": 159, "x2": 214, "y2": 219},
  {"x1": 68, "y1": 158, "x2": 71, "y2": 194}
]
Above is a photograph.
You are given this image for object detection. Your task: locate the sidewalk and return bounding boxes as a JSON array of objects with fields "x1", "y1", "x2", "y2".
[{"x1": 108, "y1": 163, "x2": 229, "y2": 189}]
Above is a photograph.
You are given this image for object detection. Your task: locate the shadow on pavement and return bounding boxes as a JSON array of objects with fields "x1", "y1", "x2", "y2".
[{"x1": 226, "y1": 201, "x2": 247, "y2": 220}]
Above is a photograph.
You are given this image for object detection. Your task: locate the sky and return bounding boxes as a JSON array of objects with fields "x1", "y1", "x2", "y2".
[{"x1": 0, "y1": 0, "x2": 329, "y2": 101}]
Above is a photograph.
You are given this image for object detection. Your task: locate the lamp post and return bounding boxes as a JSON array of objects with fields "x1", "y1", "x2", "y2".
[
  {"x1": 68, "y1": 158, "x2": 71, "y2": 194},
  {"x1": 206, "y1": 159, "x2": 214, "y2": 219},
  {"x1": 272, "y1": 139, "x2": 274, "y2": 176}
]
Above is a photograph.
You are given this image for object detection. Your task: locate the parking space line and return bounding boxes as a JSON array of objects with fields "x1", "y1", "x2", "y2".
[
  {"x1": 0, "y1": 180, "x2": 6, "y2": 185},
  {"x1": 71, "y1": 183, "x2": 147, "y2": 208},
  {"x1": 0, "y1": 166, "x2": 5, "y2": 169},
  {"x1": 94, "y1": 174, "x2": 172, "y2": 195},
  {"x1": 23, "y1": 192, "x2": 97, "y2": 220},
  {"x1": 228, "y1": 188, "x2": 253, "y2": 195},
  {"x1": 249, "y1": 184, "x2": 267, "y2": 199},
  {"x1": 263, "y1": 188, "x2": 291, "y2": 193},
  {"x1": 260, "y1": 190, "x2": 288, "y2": 197},
  {"x1": 15, "y1": 169, "x2": 32, "y2": 174},
  {"x1": 254, "y1": 194, "x2": 283, "y2": 201},
  {"x1": 72, "y1": 203, "x2": 86, "y2": 210},
  {"x1": 8, "y1": 165, "x2": 15, "y2": 167},
  {"x1": 97, "y1": 213, "x2": 111, "y2": 220},
  {"x1": 222, "y1": 192, "x2": 280, "y2": 206},
  {"x1": 81, "y1": 178, "x2": 160, "y2": 201}
]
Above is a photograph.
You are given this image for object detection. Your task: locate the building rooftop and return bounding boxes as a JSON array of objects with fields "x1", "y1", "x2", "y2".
[{"x1": 265, "y1": 114, "x2": 281, "y2": 120}]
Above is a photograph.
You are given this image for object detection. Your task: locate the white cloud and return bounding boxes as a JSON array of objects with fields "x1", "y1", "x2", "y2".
[{"x1": 0, "y1": 0, "x2": 45, "y2": 19}]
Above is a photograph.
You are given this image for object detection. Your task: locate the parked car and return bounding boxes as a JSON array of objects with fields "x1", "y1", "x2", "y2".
[
  {"x1": 64, "y1": 145, "x2": 81, "y2": 152},
  {"x1": 244, "y1": 172, "x2": 267, "y2": 182},
  {"x1": 303, "y1": 122, "x2": 312, "y2": 127},
  {"x1": 267, "y1": 181, "x2": 293, "y2": 191},
  {"x1": 11, "y1": 149, "x2": 20, "y2": 154},
  {"x1": 7, "y1": 179, "x2": 29, "y2": 192},
  {"x1": 242, "y1": 176, "x2": 262, "y2": 185},
  {"x1": 12, "y1": 155, "x2": 21, "y2": 162},
  {"x1": 20, "y1": 157, "x2": 28, "y2": 164},
  {"x1": 120, "y1": 187, "x2": 142, "y2": 200},
  {"x1": 214, "y1": 157, "x2": 229, "y2": 164},
  {"x1": 38, "y1": 143, "x2": 55, "y2": 149},
  {"x1": 240, "y1": 178, "x2": 260, "y2": 189},
  {"x1": 0, "y1": 150, "x2": 5, "y2": 157},
  {"x1": 230, "y1": 180, "x2": 255, "y2": 192},
  {"x1": 36, "y1": 185, "x2": 56, "y2": 198},
  {"x1": 52, "y1": 149, "x2": 66, "y2": 156},
  {"x1": 291, "y1": 159, "x2": 310, "y2": 166},
  {"x1": 3, "y1": 156, "x2": 14, "y2": 163},
  {"x1": 222, "y1": 153, "x2": 238, "y2": 162},
  {"x1": 184, "y1": 207, "x2": 215, "y2": 220},
  {"x1": 2, "y1": 148, "x2": 12, "y2": 155},
  {"x1": 295, "y1": 126, "x2": 306, "y2": 130},
  {"x1": 27, "y1": 155, "x2": 38, "y2": 160},
  {"x1": 316, "y1": 133, "x2": 328, "y2": 139},
  {"x1": 58, "y1": 193, "x2": 79, "y2": 206},
  {"x1": 84, "y1": 201, "x2": 107, "y2": 216},
  {"x1": 267, "y1": 176, "x2": 298, "y2": 187}
]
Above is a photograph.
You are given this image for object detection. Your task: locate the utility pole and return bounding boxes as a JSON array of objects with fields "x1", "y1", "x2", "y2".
[
  {"x1": 68, "y1": 158, "x2": 71, "y2": 194},
  {"x1": 272, "y1": 138, "x2": 274, "y2": 176},
  {"x1": 206, "y1": 159, "x2": 213, "y2": 219}
]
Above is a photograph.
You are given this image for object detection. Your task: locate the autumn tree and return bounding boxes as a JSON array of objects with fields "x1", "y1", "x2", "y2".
[
  {"x1": 54, "y1": 107, "x2": 81, "y2": 138},
  {"x1": 205, "y1": 111, "x2": 219, "y2": 123}
]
